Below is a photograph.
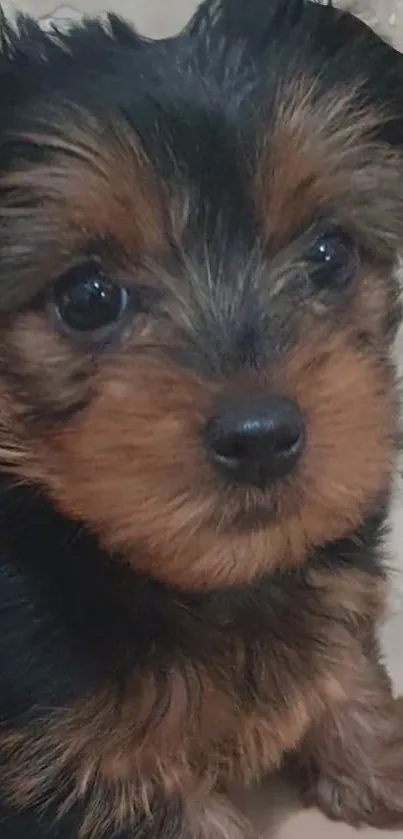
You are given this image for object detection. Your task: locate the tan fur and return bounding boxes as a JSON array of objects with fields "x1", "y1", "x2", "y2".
[
  {"x1": 0, "y1": 90, "x2": 396, "y2": 588},
  {"x1": 257, "y1": 77, "x2": 403, "y2": 251},
  {"x1": 299, "y1": 672, "x2": 403, "y2": 827},
  {"x1": 0, "y1": 564, "x2": 382, "y2": 838},
  {"x1": 0, "y1": 110, "x2": 168, "y2": 310},
  {"x1": 0, "y1": 314, "x2": 393, "y2": 590}
]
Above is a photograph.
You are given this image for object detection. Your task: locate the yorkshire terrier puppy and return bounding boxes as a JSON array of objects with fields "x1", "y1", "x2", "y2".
[{"x1": 1, "y1": 0, "x2": 403, "y2": 836}]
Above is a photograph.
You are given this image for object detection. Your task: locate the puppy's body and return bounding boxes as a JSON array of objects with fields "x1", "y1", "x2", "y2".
[{"x1": 0, "y1": 1, "x2": 403, "y2": 837}]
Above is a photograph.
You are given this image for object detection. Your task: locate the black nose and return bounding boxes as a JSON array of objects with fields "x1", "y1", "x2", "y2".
[{"x1": 204, "y1": 396, "x2": 305, "y2": 488}]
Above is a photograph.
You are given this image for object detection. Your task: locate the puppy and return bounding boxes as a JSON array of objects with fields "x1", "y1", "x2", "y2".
[{"x1": 0, "y1": 1, "x2": 403, "y2": 836}]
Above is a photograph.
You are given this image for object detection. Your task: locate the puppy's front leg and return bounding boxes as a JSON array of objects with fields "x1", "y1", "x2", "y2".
[{"x1": 296, "y1": 650, "x2": 403, "y2": 828}]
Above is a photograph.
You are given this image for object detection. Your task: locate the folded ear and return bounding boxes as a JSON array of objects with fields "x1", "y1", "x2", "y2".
[
  {"x1": 186, "y1": 0, "x2": 403, "y2": 150},
  {"x1": 185, "y1": 0, "x2": 357, "y2": 53},
  {"x1": 322, "y1": 5, "x2": 403, "y2": 150},
  {"x1": 186, "y1": 0, "x2": 308, "y2": 46},
  {"x1": 0, "y1": 5, "x2": 147, "y2": 126}
]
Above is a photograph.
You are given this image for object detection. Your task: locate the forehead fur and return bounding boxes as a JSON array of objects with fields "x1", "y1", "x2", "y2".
[
  {"x1": 0, "y1": 84, "x2": 402, "y2": 313},
  {"x1": 0, "y1": 0, "x2": 402, "y2": 313},
  {"x1": 0, "y1": 110, "x2": 168, "y2": 309},
  {"x1": 257, "y1": 77, "x2": 403, "y2": 249}
]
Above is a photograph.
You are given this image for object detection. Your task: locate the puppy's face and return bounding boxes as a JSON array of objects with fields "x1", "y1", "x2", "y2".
[{"x1": 0, "y1": 1, "x2": 402, "y2": 589}]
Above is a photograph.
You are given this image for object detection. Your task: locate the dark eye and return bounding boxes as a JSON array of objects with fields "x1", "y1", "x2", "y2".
[
  {"x1": 51, "y1": 261, "x2": 129, "y2": 335},
  {"x1": 307, "y1": 231, "x2": 359, "y2": 291}
]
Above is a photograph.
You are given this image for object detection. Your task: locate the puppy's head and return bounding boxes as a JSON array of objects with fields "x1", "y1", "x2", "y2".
[{"x1": 0, "y1": 0, "x2": 402, "y2": 589}]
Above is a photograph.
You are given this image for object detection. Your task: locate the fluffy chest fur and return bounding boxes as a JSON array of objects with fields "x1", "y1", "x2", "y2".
[{"x1": 0, "y1": 491, "x2": 385, "y2": 837}]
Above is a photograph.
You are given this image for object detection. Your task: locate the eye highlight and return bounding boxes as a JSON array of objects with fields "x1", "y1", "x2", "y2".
[
  {"x1": 306, "y1": 230, "x2": 359, "y2": 292},
  {"x1": 50, "y1": 260, "x2": 129, "y2": 338}
]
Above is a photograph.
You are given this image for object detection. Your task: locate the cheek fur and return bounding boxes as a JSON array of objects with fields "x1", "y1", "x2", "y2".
[
  {"x1": 273, "y1": 331, "x2": 396, "y2": 546},
  {"x1": 8, "y1": 326, "x2": 396, "y2": 592}
]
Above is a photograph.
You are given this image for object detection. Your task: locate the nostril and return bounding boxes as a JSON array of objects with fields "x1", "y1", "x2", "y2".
[
  {"x1": 206, "y1": 421, "x2": 244, "y2": 463},
  {"x1": 269, "y1": 424, "x2": 302, "y2": 456},
  {"x1": 208, "y1": 423, "x2": 246, "y2": 460}
]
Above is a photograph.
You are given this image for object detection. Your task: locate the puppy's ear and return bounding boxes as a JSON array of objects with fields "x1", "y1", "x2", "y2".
[
  {"x1": 320, "y1": 6, "x2": 403, "y2": 149},
  {"x1": 0, "y1": 5, "x2": 146, "y2": 119},
  {"x1": 186, "y1": 0, "x2": 312, "y2": 61},
  {"x1": 187, "y1": 0, "x2": 403, "y2": 151},
  {"x1": 185, "y1": 0, "x2": 356, "y2": 56},
  {"x1": 0, "y1": 8, "x2": 63, "y2": 116},
  {"x1": 187, "y1": 0, "x2": 305, "y2": 42}
]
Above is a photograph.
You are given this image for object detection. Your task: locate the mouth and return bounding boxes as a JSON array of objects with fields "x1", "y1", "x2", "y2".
[
  {"x1": 211, "y1": 482, "x2": 289, "y2": 533},
  {"x1": 208, "y1": 461, "x2": 299, "y2": 534},
  {"x1": 231, "y1": 504, "x2": 278, "y2": 532}
]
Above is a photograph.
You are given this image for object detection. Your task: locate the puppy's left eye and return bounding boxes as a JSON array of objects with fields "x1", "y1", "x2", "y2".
[
  {"x1": 306, "y1": 231, "x2": 359, "y2": 291},
  {"x1": 50, "y1": 261, "x2": 129, "y2": 337}
]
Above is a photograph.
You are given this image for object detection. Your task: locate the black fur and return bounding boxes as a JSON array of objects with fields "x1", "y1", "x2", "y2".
[
  {"x1": 0, "y1": 2, "x2": 402, "y2": 837},
  {"x1": 0, "y1": 482, "x2": 387, "y2": 838}
]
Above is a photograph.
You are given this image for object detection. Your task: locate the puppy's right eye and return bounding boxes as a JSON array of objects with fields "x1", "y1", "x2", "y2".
[
  {"x1": 306, "y1": 230, "x2": 359, "y2": 292},
  {"x1": 50, "y1": 260, "x2": 129, "y2": 337}
]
